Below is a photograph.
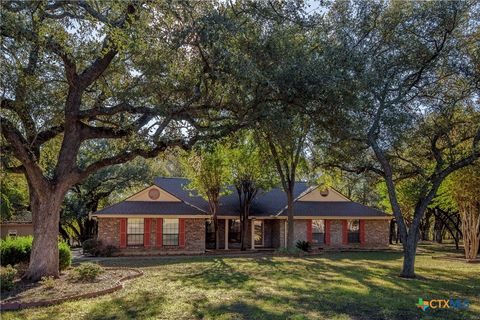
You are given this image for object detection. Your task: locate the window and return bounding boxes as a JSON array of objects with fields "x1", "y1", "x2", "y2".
[
  {"x1": 163, "y1": 218, "x2": 179, "y2": 246},
  {"x1": 228, "y1": 219, "x2": 241, "y2": 243},
  {"x1": 348, "y1": 220, "x2": 360, "y2": 243},
  {"x1": 127, "y1": 218, "x2": 144, "y2": 246},
  {"x1": 312, "y1": 220, "x2": 325, "y2": 244}
]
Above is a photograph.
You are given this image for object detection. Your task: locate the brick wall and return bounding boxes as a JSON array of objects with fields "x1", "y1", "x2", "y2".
[
  {"x1": 97, "y1": 218, "x2": 119, "y2": 246},
  {"x1": 364, "y1": 220, "x2": 389, "y2": 248},
  {"x1": 97, "y1": 217, "x2": 206, "y2": 254}
]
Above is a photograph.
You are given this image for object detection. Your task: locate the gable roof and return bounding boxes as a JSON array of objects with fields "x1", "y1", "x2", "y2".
[{"x1": 93, "y1": 177, "x2": 390, "y2": 218}]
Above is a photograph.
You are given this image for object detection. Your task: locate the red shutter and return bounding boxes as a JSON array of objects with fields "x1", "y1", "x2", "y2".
[
  {"x1": 156, "y1": 218, "x2": 163, "y2": 248},
  {"x1": 144, "y1": 218, "x2": 151, "y2": 248},
  {"x1": 306, "y1": 219, "x2": 313, "y2": 242},
  {"x1": 342, "y1": 220, "x2": 348, "y2": 245},
  {"x1": 325, "y1": 220, "x2": 331, "y2": 245},
  {"x1": 120, "y1": 218, "x2": 127, "y2": 248},
  {"x1": 359, "y1": 220, "x2": 365, "y2": 245},
  {"x1": 179, "y1": 218, "x2": 186, "y2": 247}
]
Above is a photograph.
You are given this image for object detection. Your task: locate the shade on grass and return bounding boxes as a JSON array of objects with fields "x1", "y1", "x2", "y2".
[{"x1": 2, "y1": 244, "x2": 479, "y2": 320}]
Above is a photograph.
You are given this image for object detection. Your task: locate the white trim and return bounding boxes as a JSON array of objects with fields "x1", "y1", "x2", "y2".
[{"x1": 93, "y1": 215, "x2": 210, "y2": 219}]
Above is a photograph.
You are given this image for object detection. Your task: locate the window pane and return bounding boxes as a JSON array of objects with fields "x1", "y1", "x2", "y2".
[
  {"x1": 312, "y1": 232, "x2": 325, "y2": 244},
  {"x1": 348, "y1": 220, "x2": 359, "y2": 232},
  {"x1": 348, "y1": 232, "x2": 360, "y2": 243},
  {"x1": 127, "y1": 218, "x2": 144, "y2": 246},
  {"x1": 163, "y1": 218, "x2": 179, "y2": 246}
]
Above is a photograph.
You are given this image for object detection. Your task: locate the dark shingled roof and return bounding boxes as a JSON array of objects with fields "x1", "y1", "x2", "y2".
[
  {"x1": 94, "y1": 201, "x2": 206, "y2": 215},
  {"x1": 94, "y1": 177, "x2": 390, "y2": 218},
  {"x1": 277, "y1": 201, "x2": 388, "y2": 217}
]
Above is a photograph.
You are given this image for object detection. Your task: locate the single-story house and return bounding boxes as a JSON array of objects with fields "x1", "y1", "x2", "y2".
[
  {"x1": 0, "y1": 211, "x2": 34, "y2": 239},
  {"x1": 92, "y1": 177, "x2": 392, "y2": 254}
]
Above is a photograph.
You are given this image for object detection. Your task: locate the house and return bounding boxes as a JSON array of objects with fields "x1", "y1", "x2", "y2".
[
  {"x1": 92, "y1": 177, "x2": 392, "y2": 254},
  {"x1": 0, "y1": 211, "x2": 34, "y2": 239}
]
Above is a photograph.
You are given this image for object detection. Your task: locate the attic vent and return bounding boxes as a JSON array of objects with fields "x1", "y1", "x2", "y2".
[
  {"x1": 320, "y1": 189, "x2": 329, "y2": 197},
  {"x1": 148, "y1": 189, "x2": 160, "y2": 200}
]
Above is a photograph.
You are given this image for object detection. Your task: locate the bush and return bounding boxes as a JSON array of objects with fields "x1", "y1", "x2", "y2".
[
  {"x1": 82, "y1": 239, "x2": 118, "y2": 257},
  {"x1": 0, "y1": 265, "x2": 17, "y2": 291},
  {"x1": 59, "y1": 241, "x2": 72, "y2": 271},
  {"x1": 0, "y1": 236, "x2": 72, "y2": 270},
  {"x1": 82, "y1": 239, "x2": 102, "y2": 256},
  {"x1": 0, "y1": 236, "x2": 32, "y2": 266},
  {"x1": 40, "y1": 276, "x2": 56, "y2": 289},
  {"x1": 74, "y1": 263, "x2": 103, "y2": 281},
  {"x1": 296, "y1": 240, "x2": 311, "y2": 252}
]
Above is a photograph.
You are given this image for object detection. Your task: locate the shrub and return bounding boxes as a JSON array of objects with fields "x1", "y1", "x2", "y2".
[
  {"x1": 59, "y1": 241, "x2": 72, "y2": 271},
  {"x1": 0, "y1": 236, "x2": 32, "y2": 266},
  {"x1": 0, "y1": 265, "x2": 17, "y2": 291},
  {"x1": 296, "y1": 240, "x2": 311, "y2": 252},
  {"x1": 82, "y1": 239, "x2": 118, "y2": 257},
  {"x1": 74, "y1": 263, "x2": 104, "y2": 281},
  {"x1": 0, "y1": 236, "x2": 72, "y2": 270},
  {"x1": 40, "y1": 276, "x2": 56, "y2": 289},
  {"x1": 82, "y1": 239, "x2": 102, "y2": 256},
  {"x1": 102, "y1": 245, "x2": 119, "y2": 257}
]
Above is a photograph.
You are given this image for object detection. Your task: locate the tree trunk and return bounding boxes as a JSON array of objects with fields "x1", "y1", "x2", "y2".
[
  {"x1": 286, "y1": 192, "x2": 294, "y2": 249},
  {"x1": 434, "y1": 213, "x2": 443, "y2": 243},
  {"x1": 24, "y1": 191, "x2": 63, "y2": 281},
  {"x1": 400, "y1": 234, "x2": 418, "y2": 278}
]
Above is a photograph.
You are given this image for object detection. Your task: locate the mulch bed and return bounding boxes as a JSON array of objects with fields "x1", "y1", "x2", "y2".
[
  {"x1": 0, "y1": 267, "x2": 142, "y2": 311},
  {"x1": 431, "y1": 255, "x2": 480, "y2": 263}
]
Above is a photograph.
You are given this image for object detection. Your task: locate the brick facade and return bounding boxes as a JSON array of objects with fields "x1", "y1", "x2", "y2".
[
  {"x1": 97, "y1": 218, "x2": 205, "y2": 254},
  {"x1": 97, "y1": 217, "x2": 389, "y2": 254}
]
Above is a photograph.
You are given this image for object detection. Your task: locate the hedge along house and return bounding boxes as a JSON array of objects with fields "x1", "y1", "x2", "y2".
[{"x1": 91, "y1": 177, "x2": 392, "y2": 255}]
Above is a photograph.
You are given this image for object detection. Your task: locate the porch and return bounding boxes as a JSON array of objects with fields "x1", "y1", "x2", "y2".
[{"x1": 206, "y1": 218, "x2": 286, "y2": 250}]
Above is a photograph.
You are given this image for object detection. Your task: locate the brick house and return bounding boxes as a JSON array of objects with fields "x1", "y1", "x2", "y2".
[{"x1": 92, "y1": 177, "x2": 391, "y2": 254}]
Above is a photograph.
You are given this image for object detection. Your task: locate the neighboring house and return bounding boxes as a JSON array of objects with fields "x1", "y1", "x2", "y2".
[
  {"x1": 92, "y1": 177, "x2": 392, "y2": 254},
  {"x1": 0, "y1": 211, "x2": 34, "y2": 239}
]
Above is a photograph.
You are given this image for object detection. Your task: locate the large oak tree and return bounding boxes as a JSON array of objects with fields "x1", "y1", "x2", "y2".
[{"x1": 0, "y1": 1, "x2": 252, "y2": 280}]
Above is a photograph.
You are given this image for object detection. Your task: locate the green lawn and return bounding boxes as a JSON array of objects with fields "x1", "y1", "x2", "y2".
[{"x1": 3, "y1": 244, "x2": 479, "y2": 320}]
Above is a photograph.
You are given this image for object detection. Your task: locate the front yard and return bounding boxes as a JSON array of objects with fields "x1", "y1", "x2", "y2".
[{"x1": 2, "y1": 244, "x2": 479, "y2": 320}]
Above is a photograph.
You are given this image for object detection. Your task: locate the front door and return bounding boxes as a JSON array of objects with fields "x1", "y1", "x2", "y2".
[
  {"x1": 254, "y1": 220, "x2": 264, "y2": 247},
  {"x1": 205, "y1": 220, "x2": 216, "y2": 249}
]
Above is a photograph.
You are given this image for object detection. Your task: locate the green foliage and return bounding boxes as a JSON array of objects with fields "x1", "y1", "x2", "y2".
[
  {"x1": 58, "y1": 241, "x2": 72, "y2": 271},
  {"x1": 295, "y1": 240, "x2": 311, "y2": 252},
  {"x1": 82, "y1": 239, "x2": 118, "y2": 257},
  {"x1": 0, "y1": 236, "x2": 33, "y2": 266},
  {"x1": 0, "y1": 236, "x2": 71, "y2": 270},
  {"x1": 74, "y1": 263, "x2": 104, "y2": 282},
  {"x1": 0, "y1": 193, "x2": 13, "y2": 222},
  {"x1": 0, "y1": 265, "x2": 17, "y2": 291},
  {"x1": 39, "y1": 276, "x2": 56, "y2": 289},
  {"x1": 183, "y1": 144, "x2": 231, "y2": 208}
]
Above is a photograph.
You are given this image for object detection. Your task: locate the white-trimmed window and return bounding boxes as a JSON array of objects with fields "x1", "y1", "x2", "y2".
[
  {"x1": 163, "y1": 219, "x2": 179, "y2": 246},
  {"x1": 127, "y1": 218, "x2": 144, "y2": 246},
  {"x1": 312, "y1": 220, "x2": 325, "y2": 244}
]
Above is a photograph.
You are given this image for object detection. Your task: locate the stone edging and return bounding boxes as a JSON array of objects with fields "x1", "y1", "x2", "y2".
[{"x1": 0, "y1": 268, "x2": 143, "y2": 311}]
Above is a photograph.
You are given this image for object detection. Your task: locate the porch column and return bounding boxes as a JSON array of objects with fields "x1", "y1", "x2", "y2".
[
  {"x1": 224, "y1": 218, "x2": 229, "y2": 250},
  {"x1": 251, "y1": 219, "x2": 255, "y2": 250},
  {"x1": 284, "y1": 220, "x2": 287, "y2": 248}
]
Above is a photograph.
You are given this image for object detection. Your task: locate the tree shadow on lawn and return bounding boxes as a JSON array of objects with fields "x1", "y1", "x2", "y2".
[{"x1": 84, "y1": 290, "x2": 168, "y2": 320}]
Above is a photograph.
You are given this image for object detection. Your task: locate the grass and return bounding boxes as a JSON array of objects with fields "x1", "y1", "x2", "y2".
[{"x1": 2, "y1": 243, "x2": 479, "y2": 320}]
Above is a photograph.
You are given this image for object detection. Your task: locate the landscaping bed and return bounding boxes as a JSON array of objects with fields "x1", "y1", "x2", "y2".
[{"x1": 0, "y1": 267, "x2": 142, "y2": 311}]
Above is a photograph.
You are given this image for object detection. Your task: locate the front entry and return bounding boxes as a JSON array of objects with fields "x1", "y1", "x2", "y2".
[
  {"x1": 205, "y1": 220, "x2": 216, "y2": 249},
  {"x1": 254, "y1": 220, "x2": 264, "y2": 247}
]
